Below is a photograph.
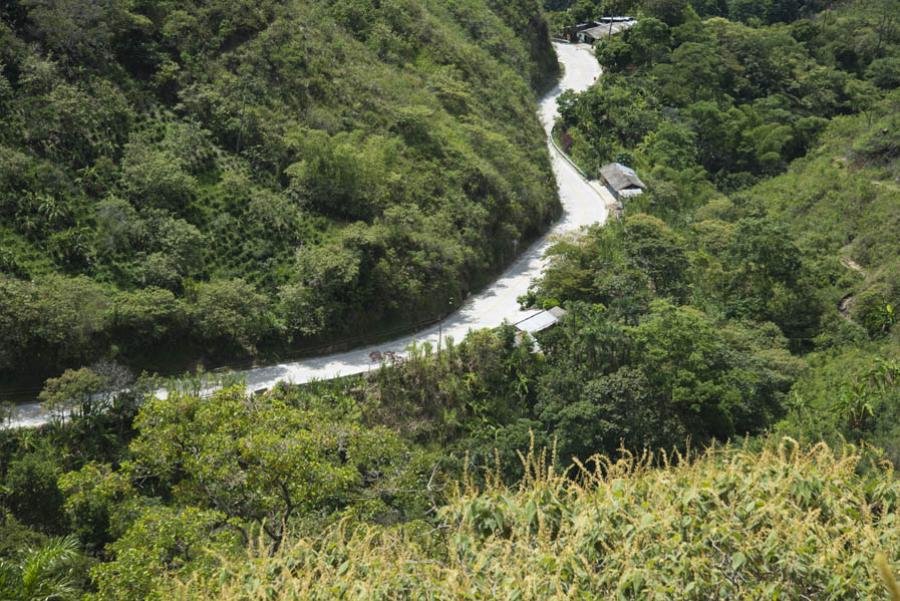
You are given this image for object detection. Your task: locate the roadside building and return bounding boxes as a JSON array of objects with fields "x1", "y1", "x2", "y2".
[
  {"x1": 574, "y1": 18, "x2": 637, "y2": 44},
  {"x1": 576, "y1": 25, "x2": 608, "y2": 44},
  {"x1": 513, "y1": 306, "x2": 567, "y2": 348},
  {"x1": 599, "y1": 162, "x2": 647, "y2": 202}
]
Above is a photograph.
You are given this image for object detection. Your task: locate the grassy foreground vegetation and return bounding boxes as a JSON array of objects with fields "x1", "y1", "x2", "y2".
[{"x1": 173, "y1": 441, "x2": 900, "y2": 599}]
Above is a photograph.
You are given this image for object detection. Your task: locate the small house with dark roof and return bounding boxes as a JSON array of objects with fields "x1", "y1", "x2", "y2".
[{"x1": 599, "y1": 162, "x2": 646, "y2": 201}]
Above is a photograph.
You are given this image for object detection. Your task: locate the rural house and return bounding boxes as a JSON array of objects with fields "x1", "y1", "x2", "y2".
[
  {"x1": 574, "y1": 18, "x2": 637, "y2": 44},
  {"x1": 599, "y1": 162, "x2": 646, "y2": 201}
]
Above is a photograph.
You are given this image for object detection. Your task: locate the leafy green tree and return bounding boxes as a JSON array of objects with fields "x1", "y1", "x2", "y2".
[
  {"x1": 127, "y1": 386, "x2": 417, "y2": 547},
  {"x1": 728, "y1": 0, "x2": 767, "y2": 23},
  {"x1": 2, "y1": 442, "x2": 66, "y2": 533},
  {"x1": 109, "y1": 287, "x2": 184, "y2": 345},
  {"x1": 92, "y1": 196, "x2": 146, "y2": 259},
  {"x1": 722, "y1": 217, "x2": 823, "y2": 341},
  {"x1": 0, "y1": 276, "x2": 111, "y2": 373},
  {"x1": 121, "y1": 144, "x2": 197, "y2": 211},
  {"x1": 279, "y1": 243, "x2": 362, "y2": 336},
  {"x1": 548, "y1": 366, "x2": 679, "y2": 463},
  {"x1": 38, "y1": 368, "x2": 109, "y2": 423},
  {"x1": 622, "y1": 213, "x2": 689, "y2": 300},
  {"x1": 19, "y1": 0, "x2": 149, "y2": 66},
  {"x1": 866, "y1": 56, "x2": 900, "y2": 89},
  {"x1": 642, "y1": 0, "x2": 689, "y2": 25},
  {"x1": 853, "y1": 283, "x2": 896, "y2": 338},
  {"x1": 285, "y1": 130, "x2": 395, "y2": 221},
  {"x1": 188, "y1": 279, "x2": 274, "y2": 354},
  {"x1": 617, "y1": 16, "x2": 671, "y2": 68},
  {"x1": 689, "y1": 0, "x2": 729, "y2": 17},
  {"x1": 89, "y1": 506, "x2": 238, "y2": 601},
  {"x1": 57, "y1": 463, "x2": 136, "y2": 552},
  {"x1": 631, "y1": 301, "x2": 754, "y2": 439},
  {"x1": 527, "y1": 298, "x2": 799, "y2": 462}
]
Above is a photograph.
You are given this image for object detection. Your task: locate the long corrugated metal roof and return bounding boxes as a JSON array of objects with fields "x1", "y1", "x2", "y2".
[{"x1": 514, "y1": 307, "x2": 567, "y2": 334}]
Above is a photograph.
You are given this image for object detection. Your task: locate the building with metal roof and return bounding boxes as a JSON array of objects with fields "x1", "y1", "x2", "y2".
[
  {"x1": 575, "y1": 19, "x2": 637, "y2": 44},
  {"x1": 514, "y1": 306, "x2": 567, "y2": 335},
  {"x1": 599, "y1": 162, "x2": 647, "y2": 201}
]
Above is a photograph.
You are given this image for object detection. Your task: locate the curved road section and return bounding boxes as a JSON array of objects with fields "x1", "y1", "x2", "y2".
[{"x1": 8, "y1": 43, "x2": 610, "y2": 428}]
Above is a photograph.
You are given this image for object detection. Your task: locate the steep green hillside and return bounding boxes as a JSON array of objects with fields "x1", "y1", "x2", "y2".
[
  {"x1": 756, "y1": 92, "x2": 900, "y2": 464},
  {"x1": 0, "y1": 0, "x2": 559, "y2": 379},
  {"x1": 748, "y1": 91, "x2": 899, "y2": 338},
  {"x1": 535, "y1": 0, "x2": 898, "y2": 467},
  {"x1": 169, "y1": 441, "x2": 900, "y2": 600}
]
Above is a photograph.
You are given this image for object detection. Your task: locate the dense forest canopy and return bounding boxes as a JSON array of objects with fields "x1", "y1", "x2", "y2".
[
  {"x1": 0, "y1": 0, "x2": 559, "y2": 381},
  {"x1": 1, "y1": 0, "x2": 899, "y2": 598}
]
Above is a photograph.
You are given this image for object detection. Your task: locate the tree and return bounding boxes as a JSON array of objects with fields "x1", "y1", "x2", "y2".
[
  {"x1": 121, "y1": 144, "x2": 197, "y2": 212},
  {"x1": 642, "y1": 0, "x2": 689, "y2": 26},
  {"x1": 722, "y1": 217, "x2": 823, "y2": 341},
  {"x1": 38, "y1": 368, "x2": 109, "y2": 423},
  {"x1": 728, "y1": 0, "x2": 768, "y2": 23},
  {"x1": 57, "y1": 463, "x2": 136, "y2": 552},
  {"x1": 188, "y1": 279, "x2": 274, "y2": 354},
  {"x1": 92, "y1": 196, "x2": 146, "y2": 259},
  {"x1": 127, "y1": 386, "x2": 416, "y2": 547},
  {"x1": 285, "y1": 130, "x2": 394, "y2": 221},
  {"x1": 0, "y1": 276, "x2": 112, "y2": 373},
  {"x1": 627, "y1": 300, "x2": 797, "y2": 440},
  {"x1": 623, "y1": 213, "x2": 689, "y2": 300},
  {"x1": 865, "y1": 55, "x2": 900, "y2": 89},
  {"x1": 89, "y1": 506, "x2": 237, "y2": 601},
  {"x1": 548, "y1": 366, "x2": 680, "y2": 463},
  {"x1": 2, "y1": 442, "x2": 66, "y2": 532},
  {"x1": 152, "y1": 214, "x2": 205, "y2": 282},
  {"x1": 279, "y1": 243, "x2": 362, "y2": 336},
  {"x1": 110, "y1": 287, "x2": 184, "y2": 344}
]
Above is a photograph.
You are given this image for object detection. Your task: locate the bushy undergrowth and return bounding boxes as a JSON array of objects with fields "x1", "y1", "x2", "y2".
[{"x1": 169, "y1": 440, "x2": 900, "y2": 600}]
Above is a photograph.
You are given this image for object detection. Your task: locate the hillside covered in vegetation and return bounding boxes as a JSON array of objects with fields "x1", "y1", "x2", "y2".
[
  {"x1": 540, "y1": 0, "x2": 899, "y2": 462},
  {"x1": 0, "y1": 0, "x2": 559, "y2": 381},
  {"x1": 1, "y1": 0, "x2": 899, "y2": 598}
]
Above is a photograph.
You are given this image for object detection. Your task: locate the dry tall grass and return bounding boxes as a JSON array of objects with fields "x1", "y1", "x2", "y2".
[{"x1": 169, "y1": 439, "x2": 899, "y2": 600}]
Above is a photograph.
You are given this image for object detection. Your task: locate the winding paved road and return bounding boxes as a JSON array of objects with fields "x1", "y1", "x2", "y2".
[{"x1": 8, "y1": 43, "x2": 611, "y2": 428}]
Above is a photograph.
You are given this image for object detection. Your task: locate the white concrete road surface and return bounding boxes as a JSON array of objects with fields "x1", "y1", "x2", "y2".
[{"x1": 7, "y1": 43, "x2": 611, "y2": 428}]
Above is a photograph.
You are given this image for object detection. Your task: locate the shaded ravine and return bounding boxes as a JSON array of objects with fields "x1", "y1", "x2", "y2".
[{"x1": 8, "y1": 43, "x2": 612, "y2": 428}]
